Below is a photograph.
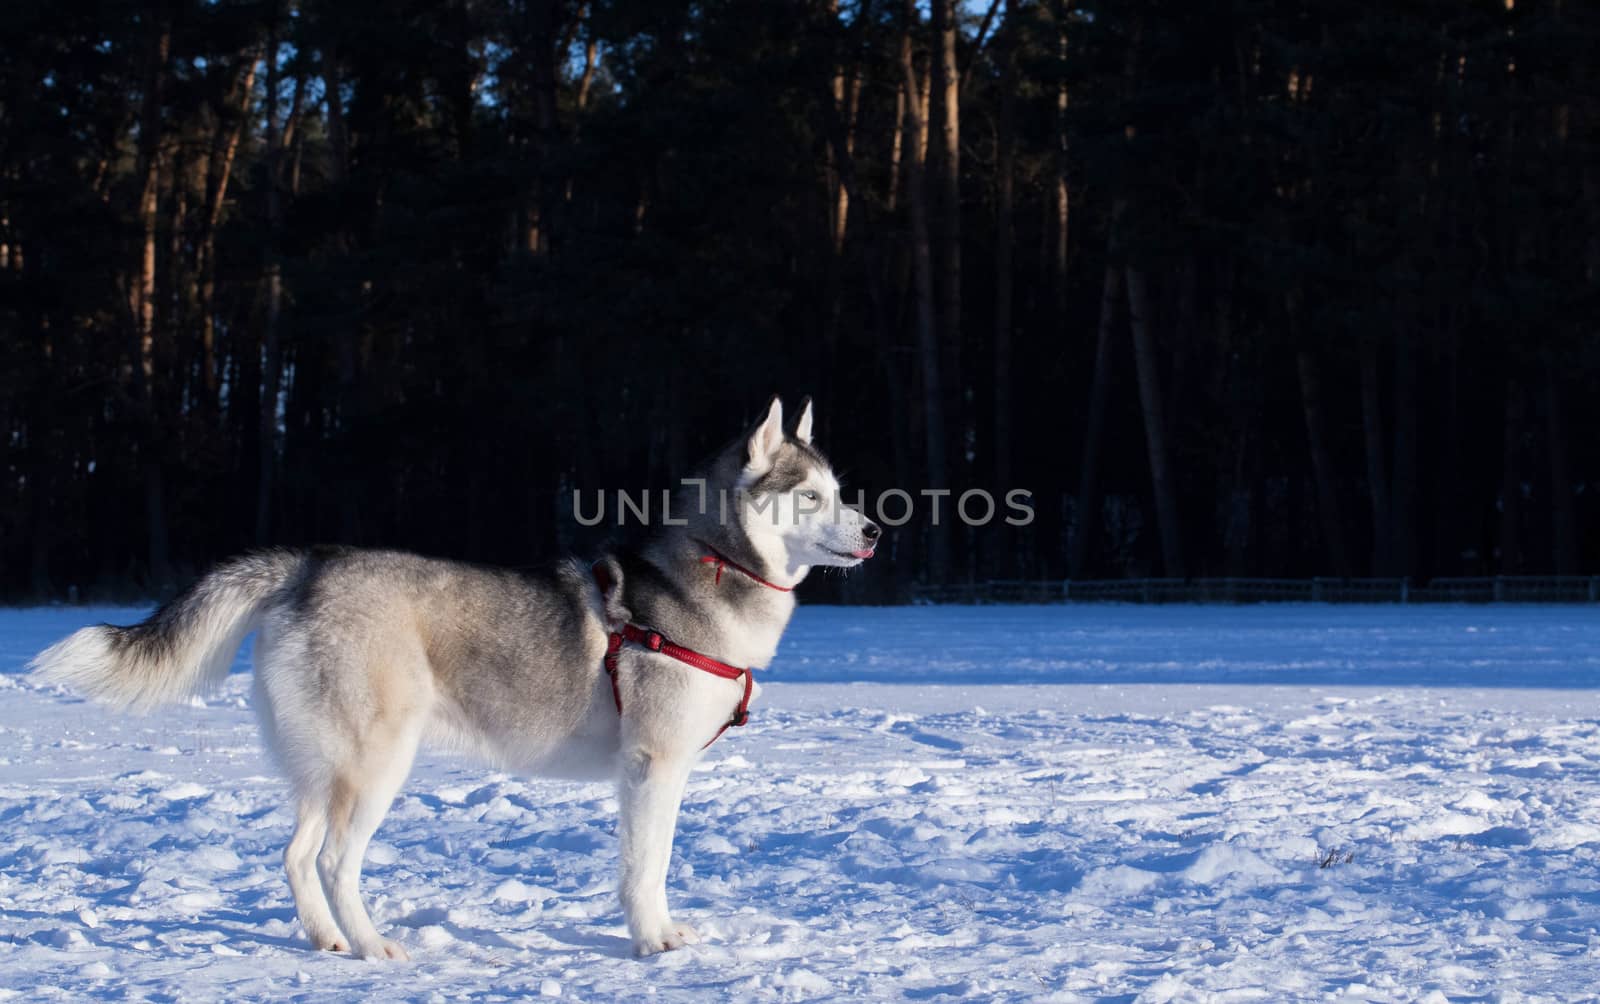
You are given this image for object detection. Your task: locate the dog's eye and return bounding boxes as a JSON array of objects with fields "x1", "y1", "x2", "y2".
[{"x1": 800, "y1": 490, "x2": 819, "y2": 501}]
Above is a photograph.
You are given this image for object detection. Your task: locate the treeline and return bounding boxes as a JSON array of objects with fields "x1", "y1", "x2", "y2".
[{"x1": 1, "y1": 0, "x2": 1596, "y2": 602}]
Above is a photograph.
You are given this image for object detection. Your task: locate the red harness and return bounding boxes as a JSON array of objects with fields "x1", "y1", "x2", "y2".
[{"x1": 594, "y1": 549, "x2": 783, "y2": 749}]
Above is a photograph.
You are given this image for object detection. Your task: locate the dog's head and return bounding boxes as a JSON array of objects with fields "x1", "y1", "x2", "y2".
[{"x1": 726, "y1": 396, "x2": 880, "y2": 572}]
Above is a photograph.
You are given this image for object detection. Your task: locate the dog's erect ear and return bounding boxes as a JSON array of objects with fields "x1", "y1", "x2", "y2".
[
  {"x1": 746, "y1": 396, "x2": 785, "y2": 472},
  {"x1": 793, "y1": 395, "x2": 814, "y2": 445}
]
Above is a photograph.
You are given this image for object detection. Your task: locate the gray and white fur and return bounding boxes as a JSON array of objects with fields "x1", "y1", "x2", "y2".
[{"x1": 30, "y1": 397, "x2": 880, "y2": 960}]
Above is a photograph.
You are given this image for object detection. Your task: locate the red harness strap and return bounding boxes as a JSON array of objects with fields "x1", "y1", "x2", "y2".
[
  {"x1": 594, "y1": 561, "x2": 755, "y2": 749},
  {"x1": 603, "y1": 624, "x2": 754, "y2": 748}
]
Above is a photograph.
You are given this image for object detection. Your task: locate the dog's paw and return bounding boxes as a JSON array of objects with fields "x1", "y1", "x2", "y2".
[
  {"x1": 307, "y1": 929, "x2": 348, "y2": 953},
  {"x1": 668, "y1": 921, "x2": 701, "y2": 947},
  {"x1": 354, "y1": 937, "x2": 410, "y2": 962},
  {"x1": 632, "y1": 921, "x2": 700, "y2": 957}
]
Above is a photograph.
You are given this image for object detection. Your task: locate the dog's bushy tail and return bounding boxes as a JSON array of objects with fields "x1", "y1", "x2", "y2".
[{"x1": 30, "y1": 549, "x2": 307, "y2": 711}]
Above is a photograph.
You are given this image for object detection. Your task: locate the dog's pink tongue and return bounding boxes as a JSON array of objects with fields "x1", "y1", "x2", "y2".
[{"x1": 852, "y1": 548, "x2": 876, "y2": 559}]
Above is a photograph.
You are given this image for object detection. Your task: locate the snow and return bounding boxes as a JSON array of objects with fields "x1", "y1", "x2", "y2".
[{"x1": 3, "y1": 603, "x2": 1600, "y2": 1001}]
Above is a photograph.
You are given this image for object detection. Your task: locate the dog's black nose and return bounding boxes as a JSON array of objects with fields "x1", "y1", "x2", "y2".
[{"x1": 862, "y1": 521, "x2": 882, "y2": 542}]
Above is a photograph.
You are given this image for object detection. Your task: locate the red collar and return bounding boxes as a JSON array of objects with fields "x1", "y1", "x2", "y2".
[{"x1": 696, "y1": 542, "x2": 793, "y2": 592}]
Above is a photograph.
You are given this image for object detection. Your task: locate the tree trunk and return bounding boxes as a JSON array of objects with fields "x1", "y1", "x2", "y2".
[
  {"x1": 165, "y1": 150, "x2": 188, "y2": 348},
  {"x1": 900, "y1": 3, "x2": 948, "y2": 583},
  {"x1": 1499, "y1": 380, "x2": 1524, "y2": 573},
  {"x1": 1172, "y1": 258, "x2": 1200, "y2": 421},
  {"x1": 280, "y1": 66, "x2": 308, "y2": 192},
  {"x1": 199, "y1": 55, "x2": 258, "y2": 412},
  {"x1": 1214, "y1": 258, "x2": 1254, "y2": 577},
  {"x1": 29, "y1": 453, "x2": 53, "y2": 596},
  {"x1": 917, "y1": 53, "x2": 931, "y2": 166},
  {"x1": 992, "y1": 0, "x2": 1017, "y2": 570},
  {"x1": 1544, "y1": 353, "x2": 1578, "y2": 574},
  {"x1": 131, "y1": 15, "x2": 170, "y2": 391},
  {"x1": 26, "y1": 285, "x2": 54, "y2": 596},
  {"x1": 322, "y1": 43, "x2": 349, "y2": 182},
  {"x1": 321, "y1": 32, "x2": 362, "y2": 542},
  {"x1": 1389, "y1": 325, "x2": 1418, "y2": 575},
  {"x1": 821, "y1": 0, "x2": 871, "y2": 408},
  {"x1": 1125, "y1": 265, "x2": 1183, "y2": 577},
  {"x1": 826, "y1": 0, "x2": 865, "y2": 255},
  {"x1": 257, "y1": 12, "x2": 286, "y2": 545},
  {"x1": 930, "y1": 0, "x2": 965, "y2": 577},
  {"x1": 1068, "y1": 262, "x2": 1121, "y2": 578},
  {"x1": 1359, "y1": 339, "x2": 1391, "y2": 574},
  {"x1": 564, "y1": 10, "x2": 600, "y2": 206},
  {"x1": 576, "y1": 39, "x2": 599, "y2": 114},
  {"x1": 888, "y1": 80, "x2": 905, "y2": 212},
  {"x1": 930, "y1": 0, "x2": 961, "y2": 394},
  {"x1": 525, "y1": 0, "x2": 565, "y2": 255},
  {"x1": 1053, "y1": 2, "x2": 1071, "y2": 317},
  {"x1": 1295, "y1": 344, "x2": 1352, "y2": 576},
  {"x1": 1433, "y1": 316, "x2": 1461, "y2": 573},
  {"x1": 132, "y1": 6, "x2": 173, "y2": 588}
]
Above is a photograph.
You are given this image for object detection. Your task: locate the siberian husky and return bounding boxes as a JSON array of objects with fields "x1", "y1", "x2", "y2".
[{"x1": 30, "y1": 397, "x2": 880, "y2": 959}]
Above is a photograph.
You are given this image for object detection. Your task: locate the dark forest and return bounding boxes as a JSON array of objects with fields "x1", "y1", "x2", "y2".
[{"x1": 2, "y1": 0, "x2": 1596, "y2": 602}]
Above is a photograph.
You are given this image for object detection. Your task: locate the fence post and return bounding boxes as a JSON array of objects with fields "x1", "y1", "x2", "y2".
[
  {"x1": 1400, "y1": 577, "x2": 1410, "y2": 604},
  {"x1": 1590, "y1": 577, "x2": 1599, "y2": 603},
  {"x1": 1312, "y1": 578, "x2": 1324, "y2": 603},
  {"x1": 1494, "y1": 576, "x2": 1505, "y2": 602}
]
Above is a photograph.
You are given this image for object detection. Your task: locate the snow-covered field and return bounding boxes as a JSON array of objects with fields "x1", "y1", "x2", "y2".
[{"x1": 4, "y1": 603, "x2": 1600, "y2": 1002}]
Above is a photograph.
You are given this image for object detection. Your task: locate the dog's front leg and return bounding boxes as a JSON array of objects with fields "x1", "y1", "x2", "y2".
[{"x1": 618, "y1": 750, "x2": 699, "y2": 956}]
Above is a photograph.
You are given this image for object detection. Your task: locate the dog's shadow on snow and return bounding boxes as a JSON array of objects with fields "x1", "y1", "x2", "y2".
[
  {"x1": 393, "y1": 906, "x2": 522, "y2": 953},
  {"x1": 394, "y1": 906, "x2": 633, "y2": 959},
  {"x1": 18, "y1": 900, "x2": 632, "y2": 963},
  {"x1": 8, "y1": 905, "x2": 309, "y2": 955},
  {"x1": 536, "y1": 923, "x2": 634, "y2": 958},
  {"x1": 12, "y1": 900, "x2": 634, "y2": 961}
]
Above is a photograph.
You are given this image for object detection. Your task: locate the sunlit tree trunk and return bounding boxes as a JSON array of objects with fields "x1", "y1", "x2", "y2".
[
  {"x1": 132, "y1": 5, "x2": 173, "y2": 587},
  {"x1": 929, "y1": 0, "x2": 961, "y2": 396},
  {"x1": 826, "y1": 0, "x2": 865, "y2": 255},
  {"x1": 577, "y1": 39, "x2": 598, "y2": 112},
  {"x1": 888, "y1": 80, "x2": 905, "y2": 212},
  {"x1": 131, "y1": 17, "x2": 170, "y2": 392},
  {"x1": 901, "y1": 2, "x2": 948, "y2": 582},
  {"x1": 992, "y1": 0, "x2": 1017, "y2": 564},
  {"x1": 197, "y1": 54, "x2": 257, "y2": 413}
]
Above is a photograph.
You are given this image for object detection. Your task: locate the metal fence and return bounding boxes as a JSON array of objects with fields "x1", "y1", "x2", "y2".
[{"x1": 910, "y1": 576, "x2": 1600, "y2": 605}]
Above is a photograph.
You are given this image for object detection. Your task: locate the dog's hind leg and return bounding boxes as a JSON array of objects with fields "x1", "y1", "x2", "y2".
[
  {"x1": 252, "y1": 647, "x2": 349, "y2": 953},
  {"x1": 284, "y1": 795, "x2": 346, "y2": 951},
  {"x1": 316, "y1": 722, "x2": 423, "y2": 961}
]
